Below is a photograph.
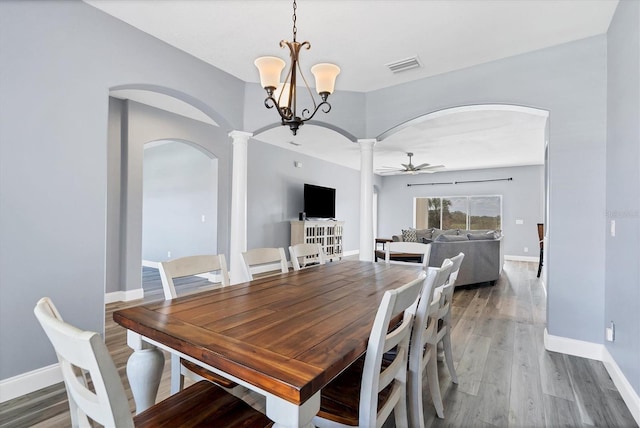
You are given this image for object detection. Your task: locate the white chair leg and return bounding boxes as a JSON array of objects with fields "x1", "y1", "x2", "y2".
[
  {"x1": 408, "y1": 363, "x2": 425, "y2": 428},
  {"x1": 426, "y1": 347, "x2": 444, "y2": 419},
  {"x1": 170, "y1": 353, "x2": 184, "y2": 394},
  {"x1": 442, "y1": 331, "x2": 458, "y2": 384},
  {"x1": 394, "y1": 383, "x2": 410, "y2": 428}
]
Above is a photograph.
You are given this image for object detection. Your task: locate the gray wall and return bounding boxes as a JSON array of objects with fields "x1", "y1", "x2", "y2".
[
  {"x1": 247, "y1": 139, "x2": 361, "y2": 255},
  {"x1": 0, "y1": 1, "x2": 242, "y2": 378},
  {"x1": 366, "y1": 36, "x2": 608, "y2": 345},
  {"x1": 143, "y1": 142, "x2": 218, "y2": 263},
  {"x1": 378, "y1": 166, "x2": 544, "y2": 257},
  {"x1": 605, "y1": 0, "x2": 640, "y2": 394}
]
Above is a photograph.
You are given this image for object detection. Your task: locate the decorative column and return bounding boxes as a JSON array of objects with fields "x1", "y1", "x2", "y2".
[
  {"x1": 358, "y1": 139, "x2": 376, "y2": 261},
  {"x1": 228, "y1": 130, "x2": 252, "y2": 284}
]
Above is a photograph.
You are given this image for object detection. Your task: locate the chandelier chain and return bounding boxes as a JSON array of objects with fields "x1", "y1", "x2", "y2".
[{"x1": 292, "y1": 0, "x2": 297, "y2": 42}]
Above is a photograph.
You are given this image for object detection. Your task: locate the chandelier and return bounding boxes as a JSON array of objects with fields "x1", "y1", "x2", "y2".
[{"x1": 254, "y1": 0, "x2": 340, "y2": 136}]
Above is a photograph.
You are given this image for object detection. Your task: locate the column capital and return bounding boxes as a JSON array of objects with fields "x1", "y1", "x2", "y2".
[
  {"x1": 228, "y1": 130, "x2": 253, "y2": 141},
  {"x1": 357, "y1": 138, "x2": 377, "y2": 148}
]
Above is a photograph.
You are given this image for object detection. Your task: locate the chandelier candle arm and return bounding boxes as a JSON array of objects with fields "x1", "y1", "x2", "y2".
[{"x1": 254, "y1": 0, "x2": 340, "y2": 135}]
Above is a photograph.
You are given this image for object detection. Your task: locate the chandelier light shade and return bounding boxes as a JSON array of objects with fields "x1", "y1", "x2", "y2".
[
  {"x1": 255, "y1": 0, "x2": 340, "y2": 135},
  {"x1": 254, "y1": 56, "x2": 286, "y2": 89}
]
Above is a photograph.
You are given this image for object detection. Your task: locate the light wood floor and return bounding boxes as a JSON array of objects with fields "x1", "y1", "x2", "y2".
[{"x1": 1, "y1": 261, "x2": 636, "y2": 427}]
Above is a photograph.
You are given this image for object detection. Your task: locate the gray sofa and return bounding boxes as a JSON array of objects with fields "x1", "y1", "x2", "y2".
[{"x1": 392, "y1": 228, "x2": 504, "y2": 287}]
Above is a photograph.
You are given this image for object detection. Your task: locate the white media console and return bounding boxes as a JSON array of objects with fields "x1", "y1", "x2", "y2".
[{"x1": 290, "y1": 220, "x2": 344, "y2": 261}]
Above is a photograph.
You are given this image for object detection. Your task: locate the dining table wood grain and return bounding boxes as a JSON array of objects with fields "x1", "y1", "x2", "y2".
[{"x1": 114, "y1": 260, "x2": 423, "y2": 427}]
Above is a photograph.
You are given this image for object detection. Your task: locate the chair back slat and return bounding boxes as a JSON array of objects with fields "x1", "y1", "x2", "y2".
[
  {"x1": 385, "y1": 242, "x2": 431, "y2": 268},
  {"x1": 289, "y1": 243, "x2": 326, "y2": 271},
  {"x1": 159, "y1": 254, "x2": 230, "y2": 300},
  {"x1": 446, "y1": 252, "x2": 465, "y2": 287},
  {"x1": 241, "y1": 247, "x2": 288, "y2": 280}
]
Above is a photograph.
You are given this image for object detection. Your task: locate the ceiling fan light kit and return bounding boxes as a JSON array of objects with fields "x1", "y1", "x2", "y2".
[{"x1": 255, "y1": 0, "x2": 340, "y2": 136}]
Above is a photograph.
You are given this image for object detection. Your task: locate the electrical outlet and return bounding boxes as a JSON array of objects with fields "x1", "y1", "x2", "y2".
[
  {"x1": 606, "y1": 321, "x2": 615, "y2": 342},
  {"x1": 167, "y1": 251, "x2": 171, "y2": 258},
  {"x1": 524, "y1": 247, "x2": 529, "y2": 253},
  {"x1": 611, "y1": 220, "x2": 616, "y2": 237}
]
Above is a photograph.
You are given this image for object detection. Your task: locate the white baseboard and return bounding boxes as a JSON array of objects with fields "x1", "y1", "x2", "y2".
[
  {"x1": 105, "y1": 288, "x2": 144, "y2": 304},
  {"x1": 543, "y1": 329, "x2": 605, "y2": 360},
  {"x1": 602, "y1": 347, "x2": 640, "y2": 425},
  {"x1": 142, "y1": 259, "x2": 160, "y2": 268},
  {"x1": 504, "y1": 255, "x2": 539, "y2": 262},
  {"x1": 544, "y1": 329, "x2": 640, "y2": 426},
  {"x1": 0, "y1": 363, "x2": 62, "y2": 403},
  {"x1": 343, "y1": 250, "x2": 359, "y2": 257}
]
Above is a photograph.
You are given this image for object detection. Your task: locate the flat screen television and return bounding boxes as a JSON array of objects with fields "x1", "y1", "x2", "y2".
[{"x1": 304, "y1": 184, "x2": 336, "y2": 219}]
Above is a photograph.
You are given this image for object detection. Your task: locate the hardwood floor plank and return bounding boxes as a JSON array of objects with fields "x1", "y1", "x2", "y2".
[
  {"x1": 481, "y1": 347, "x2": 513, "y2": 388},
  {"x1": 475, "y1": 381, "x2": 510, "y2": 427},
  {"x1": 539, "y1": 349, "x2": 576, "y2": 401},
  {"x1": 565, "y1": 354, "x2": 637, "y2": 427},
  {"x1": 587, "y1": 357, "x2": 618, "y2": 392},
  {"x1": 454, "y1": 334, "x2": 492, "y2": 396},
  {"x1": 450, "y1": 316, "x2": 477, "y2": 365},
  {"x1": 542, "y1": 393, "x2": 584, "y2": 427},
  {"x1": 509, "y1": 322, "x2": 547, "y2": 426}
]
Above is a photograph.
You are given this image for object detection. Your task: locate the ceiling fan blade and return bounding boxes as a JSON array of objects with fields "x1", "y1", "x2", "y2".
[
  {"x1": 378, "y1": 169, "x2": 408, "y2": 175},
  {"x1": 419, "y1": 164, "x2": 445, "y2": 169},
  {"x1": 413, "y1": 163, "x2": 431, "y2": 169},
  {"x1": 400, "y1": 163, "x2": 411, "y2": 170}
]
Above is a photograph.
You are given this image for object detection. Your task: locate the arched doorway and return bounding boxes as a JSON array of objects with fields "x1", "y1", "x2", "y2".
[
  {"x1": 375, "y1": 103, "x2": 550, "y2": 284},
  {"x1": 105, "y1": 88, "x2": 232, "y2": 300}
]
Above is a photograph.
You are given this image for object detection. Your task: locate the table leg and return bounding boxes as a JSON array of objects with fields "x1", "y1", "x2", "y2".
[
  {"x1": 266, "y1": 392, "x2": 320, "y2": 428},
  {"x1": 126, "y1": 331, "x2": 165, "y2": 414}
]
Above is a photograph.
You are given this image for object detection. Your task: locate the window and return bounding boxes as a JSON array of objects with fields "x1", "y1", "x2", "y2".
[{"x1": 415, "y1": 195, "x2": 502, "y2": 230}]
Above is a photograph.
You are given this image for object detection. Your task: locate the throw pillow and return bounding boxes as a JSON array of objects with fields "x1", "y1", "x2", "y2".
[
  {"x1": 435, "y1": 234, "x2": 469, "y2": 242},
  {"x1": 402, "y1": 228, "x2": 417, "y2": 242},
  {"x1": 415, "y1": 228, "x2": 432, "y2": 242}
]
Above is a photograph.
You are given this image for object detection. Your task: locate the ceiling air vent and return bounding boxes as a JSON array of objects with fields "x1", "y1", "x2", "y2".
[{"x1": 385, "y1": 55, "x2": 422, "y2": 73}]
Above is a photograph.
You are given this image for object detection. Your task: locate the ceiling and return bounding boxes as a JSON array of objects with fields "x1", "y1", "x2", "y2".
[{"x1": 90, "y1": 0, "x2": 617, "y2": 173}]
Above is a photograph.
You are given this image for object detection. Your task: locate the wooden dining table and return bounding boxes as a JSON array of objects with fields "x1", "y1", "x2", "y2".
[{"x1": 114, "y1": 260, "x2": 423, "y2": 428}]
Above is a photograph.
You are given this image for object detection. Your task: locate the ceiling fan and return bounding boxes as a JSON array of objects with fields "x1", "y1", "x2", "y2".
[{"x1": 377, "y1": 152, "x2": 444, "y2": 175}]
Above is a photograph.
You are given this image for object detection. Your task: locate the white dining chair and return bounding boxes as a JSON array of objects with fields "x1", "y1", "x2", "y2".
[
  {"x1": 241, "y1": 247, "x2": 288, "y2": 280},
  {"x1": 289, "y1": 243, "x2": 326, "y2": 271},
  {"x1": 408, "y1": 258, "x2": 453, "y2": 425},
  {"x1": 33, "y1": 297, "x2": 272, "y2": 428},
  {"x1": 432, "y1": 252, "x2": 465, "y2": 383},
  {"x1": 312, "y1": 271, "x2": 427, "y2": 428},
  {"x1": 158, "y1": 254, "x2": 230, "y2": 300},
  {"x1": 384, "y1": 241, "x2": 432, "y2": 268},
  {"x1": 158, "y1": 254, "x2": 237, "y2": 394}
]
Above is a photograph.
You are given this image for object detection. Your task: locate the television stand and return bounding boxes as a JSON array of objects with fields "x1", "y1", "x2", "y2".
[{"x1": 290, "y1": 220, "x2": 344, "y2": 262}]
